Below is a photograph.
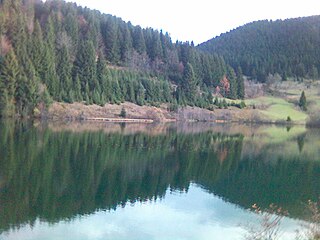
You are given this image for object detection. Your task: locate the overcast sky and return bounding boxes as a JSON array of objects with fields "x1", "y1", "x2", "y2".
[{"x1": 70, "y1": 0, "x2": 320, "y2": 44}]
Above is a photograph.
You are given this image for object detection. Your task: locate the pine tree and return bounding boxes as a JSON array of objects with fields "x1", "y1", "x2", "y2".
[
  {"x1": 150, "y1": 31, "x2": 162, "y2": 60},
  {"x1": 40, "y1": 86, "x2": 53, "y2": 109},
  {"x1": 136, "y1": 82, "x2": 145, "y2": 106},
  {"x1": 29, "y1": 20, "x2": 44, "y2": 77},
  {"x1": 120, "y1": 23, "x2": 133, "y2": 64},
  {"x1": 299, "y1": 91, "x2": 307, "y2": 111},
  {"x1": 127, "y1": 80, "x2": 136, "y2": 103},
  {"x1": 162, "y1": 81, "x2": 172, "y2": 102},
  {"x1": 103, "y1": 18, "x2": 120, "y2": 63},
  {"x1": 42, "y1": 15, "x2": 59, "y2": 98},
  {"x1": 133, "y1": 26, "x2": 146, "y2": 54},
  {"x1": 92, "y1": 89, "x2": 101, "y2": 105},
  {"x1": 96, "y1": 55, "x2": 107, "y2": 94},
  {"x1": 73, "y1": 74, "x2": 82, "y2": 102},
  {"x1": 73, "y1": 39, "x2": 98, "y2": 96},
  {"x1": 56, "y1": 45, "x2": 73, "y2": 102},
  {"x1": 111, "y1": 79, "x2": 122, "y2": 103},
  {"x1": 0, "y1": 49, "x2": 19, "y2": 97},
  {"x1": 237, "y1": 66, "x2": 245, "y2": 99},
  {"x1": 182, "y1": 62, "x2": 197, "y2": 102},
  {"x1": 227, "y1": 66, "x2": 237, "y2": 99},
  {"x1": 15, "y1": 63, "x2": 40, "y2": 116},
  {"x1": 64, "y1": 10, "x2": 79, "y2": 45}
]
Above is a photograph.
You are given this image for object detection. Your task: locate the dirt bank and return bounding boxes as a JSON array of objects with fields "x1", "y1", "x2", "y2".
[
  {"x1": 46, "y1": 101, "x2": 279, "y2": 123},
  {"x1": 48, "y1": 102, "x2": 224, "y2": 122}
]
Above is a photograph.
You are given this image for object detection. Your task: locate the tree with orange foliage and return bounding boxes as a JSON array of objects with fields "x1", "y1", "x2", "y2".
[{"x1": 220, "y1": 75, "x2": 230, "y2": 97}]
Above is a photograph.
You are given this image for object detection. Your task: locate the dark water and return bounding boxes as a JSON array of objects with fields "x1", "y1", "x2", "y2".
[{"x1": 0, "y1": 121, "x2": 319, "y2": 239}]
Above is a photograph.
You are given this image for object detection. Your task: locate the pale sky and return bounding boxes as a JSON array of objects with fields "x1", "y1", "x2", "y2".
[{"x1": 70, "y1": 0, "x2": 320, "y2": 44}]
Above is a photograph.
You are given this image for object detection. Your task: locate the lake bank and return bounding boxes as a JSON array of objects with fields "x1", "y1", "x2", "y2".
[{"x1": 45, "y1": 100, "x2": 309, "y2": 125}]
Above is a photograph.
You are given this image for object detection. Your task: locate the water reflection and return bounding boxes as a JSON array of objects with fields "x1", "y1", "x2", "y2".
[{"x1": 0, "y1": 121, "x2": 319, "y2": 238}]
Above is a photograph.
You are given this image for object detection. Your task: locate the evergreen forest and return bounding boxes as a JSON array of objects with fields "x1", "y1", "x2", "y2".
[
  {"x1": 199, "y1": 16, "x2": 320, "y2": 82},
  {"x1": 0, "y1": 0, "x2": 244, "y2": 117}
]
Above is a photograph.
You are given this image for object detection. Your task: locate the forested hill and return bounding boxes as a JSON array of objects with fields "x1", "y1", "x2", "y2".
[
  {"x1": 0, "y1": 0, "x2": 244, "y2": 118},
  {"x1": 198, "y1": 16, "x2": 320, "y2": 82}
]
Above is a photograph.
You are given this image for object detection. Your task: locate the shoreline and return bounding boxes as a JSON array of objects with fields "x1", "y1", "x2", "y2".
[{"x1": 44, "y1": 101, "x2": 308, "y2": 126}]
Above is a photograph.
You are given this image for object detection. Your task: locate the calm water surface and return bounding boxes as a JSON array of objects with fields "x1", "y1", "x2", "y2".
[{"x1": 0, "y1": 121, "x2": 319, "y2": 240}]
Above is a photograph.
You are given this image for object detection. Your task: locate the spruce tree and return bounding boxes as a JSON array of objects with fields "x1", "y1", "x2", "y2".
[
  {"x1": 299, "y1": 91, "x2": 307, "y2": 111},
  {"x1": 0, "y1": 49, "x2": 19, "y2": 97},
  {"x1": 136, "y1": 82, "x2": 145, "y2": 106},
  {"x1": 29, "y1": 20, "x2": 44, "y2": 77},
  {"x1": 120, "y1": 23, "x2": 133, "y2": 64},
  {"x1": 237, "y1": 66, "x2": 245, "y2": 99},
  {"x1": 56, "y1": 45, "x2": 73, "y2": 102},
  {"x1": 73, "y1": 74, "x2": 82, "y2": 102},
  {"x1": 182, "y1": 62, "x2": 197, "y2": 102},
  {"x1": 227, "y1": 66, "x2": 237, "y2": 99},
  {"x1": 15, "y1": 62, "x2": 40, "y2": 116},
  {"x1": 73, "y1": 40, "x2": 98, "y2": 97},
  {"x1": 103, "y1": 18, "x2": 120, "y2": 64},
  {"x1": 42, "y1": 15, "x2": 59, "y2": 98},
  {"x1": 150, "y1": 31, "x2": 163, "y2": 60},
  {"x1": 133, "y1": 26, "x2": 146, "y2": 54}
]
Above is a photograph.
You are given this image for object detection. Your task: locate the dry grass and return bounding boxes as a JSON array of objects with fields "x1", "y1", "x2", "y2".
[{"x1": 47, "y1": 80, "x2": 320, "y2": 124}]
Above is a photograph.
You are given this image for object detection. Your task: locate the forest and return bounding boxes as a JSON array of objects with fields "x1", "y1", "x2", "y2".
[
  {"x1": 0, "y1": 0, "x2": 244, "y2": 117},
  {"x1": 199, "y1": 16, "x2": 320, "y2": 82}
]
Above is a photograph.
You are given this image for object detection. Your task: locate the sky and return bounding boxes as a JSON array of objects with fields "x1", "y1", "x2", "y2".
[{"x1": 70, "y1": 0, "x2": 320, "y2": 44}]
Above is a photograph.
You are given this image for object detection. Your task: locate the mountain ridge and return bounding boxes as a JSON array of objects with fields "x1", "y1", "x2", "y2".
[{"x1": 198, "y1": 15, "x2": 320, "y2": 82}]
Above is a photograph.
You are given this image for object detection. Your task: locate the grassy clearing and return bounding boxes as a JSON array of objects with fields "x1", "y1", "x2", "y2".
[
  {"x1": 246, "y1": 96, "x2": 288, "y2": 106},
  {"x1": 260, "y1": 105, "x2": 308, "y2": 122},
  {"x1": 245, "y1": 96, "x2": 308, "y2": 122}
]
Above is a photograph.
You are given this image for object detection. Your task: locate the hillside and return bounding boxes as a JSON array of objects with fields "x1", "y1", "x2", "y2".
[
  {"x1": 198, "y1": 16, "x2": 320, "y2": 82},
  {"x1": 1, "y1": 0, "x2": 319, "y2": 124},
  {"x1": 0, "y1": 0, "x2": 246, "y2": 118}
]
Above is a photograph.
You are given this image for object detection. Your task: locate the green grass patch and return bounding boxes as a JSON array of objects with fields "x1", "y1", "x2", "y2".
[
  {"x1": 261, "y1": 104, "x2": 308, "y2": 122},
  {"x1": 246, "y1": 96, "x2": 288, "y2": 106},
  {"x1": 246, "y1": 96, "x2": 308, "y2": 122}
]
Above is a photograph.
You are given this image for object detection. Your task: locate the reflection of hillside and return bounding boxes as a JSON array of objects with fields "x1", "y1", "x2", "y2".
[
  {"x1": 0, "y1": 121, "x2": 319, "y2": 234},
  {"x1": 46, "y1": 121, "x2": 309, "y2": 140},
  {"x1": 209, "y1": 157, "x2": 320, "y2": 219},
  {"x1": 242, "y1": 129, "x2": 320, "y2": 163},
  {"x1": 0, "y1": 121, "x2": 243, "y2": 234}
]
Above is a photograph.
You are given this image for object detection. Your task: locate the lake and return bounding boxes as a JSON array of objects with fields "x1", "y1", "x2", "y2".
[{"x1": 0, "y1": 121, "x2": 319, "y2": 240}]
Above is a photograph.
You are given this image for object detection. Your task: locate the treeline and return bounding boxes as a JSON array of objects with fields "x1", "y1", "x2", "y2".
[
  {"x1": 199, "y1": 16, "x2": 320, "y2": 82},
  {"x1": 0, "y1": 0, "x2": 244, "y2": 117}
]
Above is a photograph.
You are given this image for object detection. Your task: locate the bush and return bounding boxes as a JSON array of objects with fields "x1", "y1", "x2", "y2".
[
  {"x1": 120, "y1": 107, "x2": 126, "y2": 118},
  {"x1": 240, "y1": 101, "x2": 246, "y2": 109},
  {"x1": 168, "y1": 102, "x2": 179, "y2": 112}
]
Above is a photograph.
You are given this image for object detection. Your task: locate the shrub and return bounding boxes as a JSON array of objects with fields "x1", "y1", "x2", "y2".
[
  {"x1": 120, "y1": 107, "x2": 126, "y2": 118},
  {"x1": 240, "y1": 101, "x2": 246, "y2": 109}
]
